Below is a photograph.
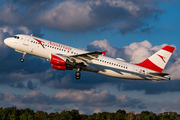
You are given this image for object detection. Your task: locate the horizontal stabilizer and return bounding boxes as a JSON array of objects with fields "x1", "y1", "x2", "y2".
[{"x1": 147, "y1": 72, "x2": 169, "y2": 77}]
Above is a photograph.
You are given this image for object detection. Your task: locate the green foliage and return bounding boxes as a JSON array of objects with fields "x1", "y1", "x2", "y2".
[{"x1": 0, "y1": 106, "x2": 180, "y2": 120}]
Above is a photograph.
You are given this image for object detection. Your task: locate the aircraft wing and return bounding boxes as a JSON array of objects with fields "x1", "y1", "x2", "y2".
[{"x1": 55, "y1": 50, "x2": 107, "y2": 66}]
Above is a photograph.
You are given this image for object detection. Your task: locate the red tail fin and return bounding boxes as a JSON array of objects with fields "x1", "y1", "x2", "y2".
[{"x1": 136, "y1": 46, "x2": 175, "y2": 72}]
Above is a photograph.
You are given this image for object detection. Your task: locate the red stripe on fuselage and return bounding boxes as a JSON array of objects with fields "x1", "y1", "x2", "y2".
[{"x1": 136, "y1": 59, "x2": 163, "y2": 73}]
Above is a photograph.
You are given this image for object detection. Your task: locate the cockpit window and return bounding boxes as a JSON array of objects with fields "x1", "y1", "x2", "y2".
[{"x1": 14, "y1": 36, "x2": 19, "y2": 39}]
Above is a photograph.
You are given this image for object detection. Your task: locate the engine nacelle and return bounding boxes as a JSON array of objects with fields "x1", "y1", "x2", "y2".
[
  {"x1": 50, "y1": 54, "x2": 67, "y2": 66},
  {"x1": 52, "y1": 64, "x2": 66, "y2": 70}
]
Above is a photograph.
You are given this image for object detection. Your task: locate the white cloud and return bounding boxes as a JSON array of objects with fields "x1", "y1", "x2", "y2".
[
  {"x1": 0, "y1": 26, "x2": 31, "y2": 47},
  {"x1": 0, "y1": 3, "x2": 20, "y2": 25},
  {"x1": 0, "y1": 92, "x2": 22, "y2": 107},
  {"x1": 145, "y1": 99, "x2": 180, "y2": 114},
  {"x1": 116, "y1": 94, "x2": 142, "y2": 108},
  {"x1": 125, "y1": 40, "x2": 153, "y2": 63},
  {"x1": 74, "y1": 107, "x2": 87, "y2": 114},
  {"x1": 93, "y1": 108, "x2": 102, "y2": 113},
  {"x1": 16, "y1": 103, "x2": 31, "y2": 109},
  {"x1": 34, "y1": 104, "x2": 52, "y2": 111},
  {"x1": 54, "y1": 89, "x2": 115, "y2": 105},
  {"x1": 13, "y1": 89, "x2": 143, "y2": 112},
  {"x1": 36, "y1": 1, "x2": 92, "y2": 31},
  {"x1": 2, "y1": 89, "x2": 180, "y2": 114},
  {"x1": 32, "y1": 0, "x2": 163, "y2": 33},
  {"x1": 86, "y1": 39, "x2": 118, "y2": 57}
]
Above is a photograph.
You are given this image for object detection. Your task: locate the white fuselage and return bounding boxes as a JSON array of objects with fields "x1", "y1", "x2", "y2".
[{"x1": 4, "y1": 34, "x2": 170, "y2": 80}]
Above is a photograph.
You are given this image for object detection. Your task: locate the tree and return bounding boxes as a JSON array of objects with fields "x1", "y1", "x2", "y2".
[
  {"x1": 115, "y1": 109, "x2": 126, "y2": 120},
  {"x1": 35, "y1": 111, "x2": 48, "y2": 119},
  {"x1": 126, "y1": 111, "x2": 135, "y2": 120}
]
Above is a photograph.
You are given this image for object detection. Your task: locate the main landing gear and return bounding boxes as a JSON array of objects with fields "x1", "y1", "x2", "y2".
[
  {"x1": 20, "y1": 52, "x2": 26, "y2": 62},
  {"x1": 75, "y1": 68, "x2": 81, "y2": 80}
]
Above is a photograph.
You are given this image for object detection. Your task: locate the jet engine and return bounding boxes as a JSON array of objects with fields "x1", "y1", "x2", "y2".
[
  {"x1": 50, "y1": 54, "x2": 73, "y2": 70},
  {"x1": 50, "y1": 54, "x2": 67, "y2": 66}
]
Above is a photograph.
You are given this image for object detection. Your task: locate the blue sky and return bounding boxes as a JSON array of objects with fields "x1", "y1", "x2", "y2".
[{"x1": 0, "y1": 0, "x2": 180, "y2": 114}]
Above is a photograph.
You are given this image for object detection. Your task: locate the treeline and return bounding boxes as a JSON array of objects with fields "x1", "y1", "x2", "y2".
[{"x1": 0, "y1": 106, "x2": 179, "y2": 120}]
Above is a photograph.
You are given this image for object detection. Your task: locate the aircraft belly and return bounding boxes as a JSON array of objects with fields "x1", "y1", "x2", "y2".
[{"x1": 98, "y1": 69, "x2": 144, "y2": 80}]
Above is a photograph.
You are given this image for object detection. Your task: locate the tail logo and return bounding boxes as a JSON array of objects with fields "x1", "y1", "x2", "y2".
[{"x1": 157, "y1": 54, "x2": 166, "y2": 63}]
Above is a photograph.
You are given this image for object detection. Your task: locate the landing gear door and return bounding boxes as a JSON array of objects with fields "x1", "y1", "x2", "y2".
[{"x1": 23, "y1": 36, "x2": 31, "y2": 46}]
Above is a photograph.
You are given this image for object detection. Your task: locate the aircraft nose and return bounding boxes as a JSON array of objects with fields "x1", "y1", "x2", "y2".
[
  {"x1": 4, "y1": 38, "x2": 10, "y2": 45},
  {"x1": 4, "y1": 37, "x2": 17, "y2": 49}
]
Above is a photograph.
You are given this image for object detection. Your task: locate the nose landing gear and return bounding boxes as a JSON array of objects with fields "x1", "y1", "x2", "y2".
[{"x1": 20, "y1": 52, "x2": 26, "y2": 62}]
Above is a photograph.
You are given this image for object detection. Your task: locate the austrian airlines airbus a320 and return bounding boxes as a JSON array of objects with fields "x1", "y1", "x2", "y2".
[{"x1": 4, "y1": 34, "x2": 175, "y2": 80}]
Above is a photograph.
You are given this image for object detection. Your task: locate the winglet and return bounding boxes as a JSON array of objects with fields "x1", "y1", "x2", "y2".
[{"x1": 102, "y1": 50, "x2": 108, "y2": 55}]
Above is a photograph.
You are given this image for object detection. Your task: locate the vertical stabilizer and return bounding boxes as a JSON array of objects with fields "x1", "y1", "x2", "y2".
[{"x1": 136, "y1": 46, "x2": 175, "y2": 73}]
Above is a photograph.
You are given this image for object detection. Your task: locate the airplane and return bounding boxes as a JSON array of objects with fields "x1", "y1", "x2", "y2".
[{"x1": 4, "y1": 34, "x2": 175, "y2": 80}]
